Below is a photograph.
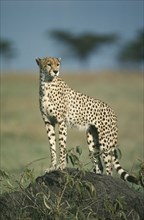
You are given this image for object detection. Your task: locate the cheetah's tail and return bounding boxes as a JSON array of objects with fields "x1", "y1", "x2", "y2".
[{"x1": 113, "y1": 149, "x2": 138, "y2": 184}]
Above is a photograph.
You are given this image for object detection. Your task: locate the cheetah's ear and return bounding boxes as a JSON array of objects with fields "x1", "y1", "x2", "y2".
[
  {"x1": 58, "y1": 57, "x2": 61, "y2": 62},
  {"x1": 35, "y1": 57, "x2": 41, "y2": 66}
]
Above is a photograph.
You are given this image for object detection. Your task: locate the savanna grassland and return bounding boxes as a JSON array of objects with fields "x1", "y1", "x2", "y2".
[{"x1": 1, "y1": 70, "x2": 143, "y2": 180}]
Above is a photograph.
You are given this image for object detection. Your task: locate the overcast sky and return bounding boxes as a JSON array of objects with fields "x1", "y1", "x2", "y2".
[{"x1": 1, "y1": 0, "x2": 143, "y2": 71}]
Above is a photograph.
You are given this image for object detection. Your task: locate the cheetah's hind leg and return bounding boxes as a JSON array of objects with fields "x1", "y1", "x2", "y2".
[{"x1": 86, "y1": 125, "x2": 103, "y2": 174}]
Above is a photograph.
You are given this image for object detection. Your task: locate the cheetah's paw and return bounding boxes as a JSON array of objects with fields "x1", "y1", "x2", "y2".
[
  {"x1": 45, "y1": 165, "x2": 57, "y2": 173},
  {"x1": 56, "y1": 164, "x2": 66, "y2": 171}
]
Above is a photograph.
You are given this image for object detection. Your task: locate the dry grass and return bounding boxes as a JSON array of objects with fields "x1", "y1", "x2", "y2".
[{"x1": 1, "y1": 70, "x2": 143, "y2": 177}]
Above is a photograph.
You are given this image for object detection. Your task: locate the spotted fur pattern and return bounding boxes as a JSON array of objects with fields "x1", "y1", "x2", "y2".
[{"x1": 35, "y1": 57, "x2": 138, "y2": 184}]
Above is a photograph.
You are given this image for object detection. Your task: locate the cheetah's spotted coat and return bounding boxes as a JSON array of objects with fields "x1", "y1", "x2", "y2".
[{"x1": 36, "y1": 57, "x2": 138, "y2": 184}]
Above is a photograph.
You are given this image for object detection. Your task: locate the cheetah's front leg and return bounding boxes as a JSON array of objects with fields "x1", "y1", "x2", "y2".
[
  {"x1": 58, "y1": 121, "x2": 67, "y2": 170},
  {"x1": 42, "y1": 116, "x2": 57, "y2": 173}
]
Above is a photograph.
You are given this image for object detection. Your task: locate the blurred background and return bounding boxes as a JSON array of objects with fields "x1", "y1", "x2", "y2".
[{"x1": 0, "y1": 1, "x2": 143, "y2": 177}]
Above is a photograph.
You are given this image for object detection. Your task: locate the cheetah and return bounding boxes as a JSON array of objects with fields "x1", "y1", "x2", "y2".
[{"x1": 35, "y1": 56, "x2": 138, "y2": 184}]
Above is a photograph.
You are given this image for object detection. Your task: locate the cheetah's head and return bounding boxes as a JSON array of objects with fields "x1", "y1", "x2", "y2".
[{"x1": 35, "y1": 57, "x2": 61, "y2": 80}]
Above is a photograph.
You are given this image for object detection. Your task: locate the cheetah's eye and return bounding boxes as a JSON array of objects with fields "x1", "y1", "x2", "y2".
[
  {"x1": 57, "y1": 63, "x2": 60, "y2": 67},
  {"x1": 47, "y1": 63, "x2": 51, "y2": 67}
]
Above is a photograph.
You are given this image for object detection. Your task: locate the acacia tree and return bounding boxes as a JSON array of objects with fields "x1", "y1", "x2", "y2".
[
  {"x1": 47, "y1": 30, "x2": 118, "y2": 67},
  {"x1": 117, "y1": 30, "x2": 144, "y2": 68},
  {"x1": 0, "y1": 39, "x2": 17, "y2": 68}
]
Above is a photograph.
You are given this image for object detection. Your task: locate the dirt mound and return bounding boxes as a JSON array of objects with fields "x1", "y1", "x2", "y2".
[{"x1": 0, "y1": 168, "x2": 144, "y2": 220}]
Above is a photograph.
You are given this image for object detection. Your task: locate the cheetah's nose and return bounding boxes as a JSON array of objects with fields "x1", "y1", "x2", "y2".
[{"x1": 53, "y1": 70, "x2": 58, "y2": 75}]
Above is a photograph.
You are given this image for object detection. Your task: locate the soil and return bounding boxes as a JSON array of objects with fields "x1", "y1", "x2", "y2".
[{"x1": 0, "y1": 168, "x2": 144, "y2": 220}]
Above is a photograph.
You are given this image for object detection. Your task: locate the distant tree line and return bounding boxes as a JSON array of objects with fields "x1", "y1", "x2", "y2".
[
  {"x1": 48, "y1": 29, "x2": 144, "y2": 68},
  {"x1": 0, "y1": 29, "x2": 143, "y2": 69},
  {"x1": 0, "y1": 39, "x2": 17, "y2": 60}
]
